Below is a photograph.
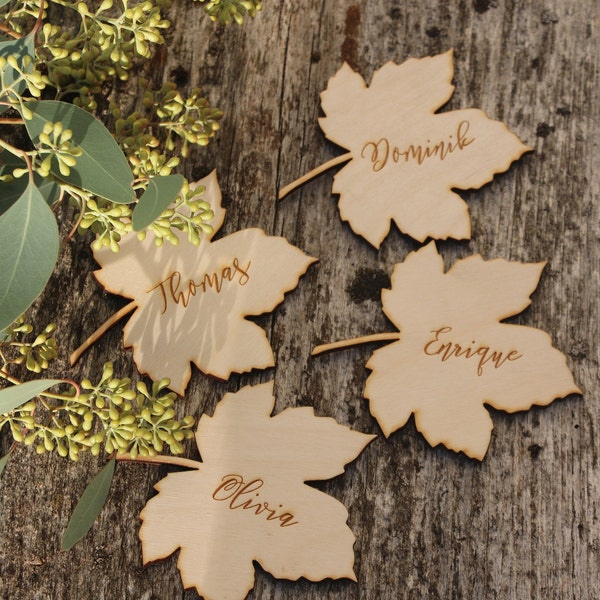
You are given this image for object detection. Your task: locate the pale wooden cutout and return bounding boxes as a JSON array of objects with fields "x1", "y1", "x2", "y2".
[
  {"x1": 85, "y1": 171, "x2": 316, "y2": 394},
  {"x1": 139, "y1": 381, "x2": 376, "y2": 600},
  {"x1": 279, "y1": 50, "x2": 532, "y2": 247},
  {"x1": 315, "y1": 242, "x2": 581, "y2": 460}
]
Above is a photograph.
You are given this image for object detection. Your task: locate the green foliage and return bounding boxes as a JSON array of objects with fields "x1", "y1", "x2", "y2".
[
  {"x1": 23, "y1": 100, "x2": 135, "y2": 200},
  {"x1": 136, "y1": 179, "x2": 215, "y2": 246},
  {"x1": 0, "y1": 180, "x2": 59, "y2": 329},
  {"x1": 0, "y1": 32, "x2": 34, "y2": 110},
  {"x1": 195, "y1": 0, "x2": 263, "y2": 24},
  {"x1": 0, "y1": 359, "x2": 196, "y2": 461},
  {"x1": 132, "y1": 173, "x2": 184, "y2": 231},
  {"x1": 61, "y1": 457, "x2": 115, "y2": 550},
  {"x1": 0, "y1": 153, "x2": 61, "y2": 215},
  {"x1": 0, "y1": 0, "x2": 232, "y2": 327},
  {"x1": 0, "y1": 0, "x2": 265, "y2": 545},
  {"x1": 1, "y1": 321, "x2": 196, "y2": 462},
  {"x1": 0, "y1": 377, "x2": 62, "y2": 413},
  {"x1": 0, "y1": 316, "x2": 57, "y2": 370}
]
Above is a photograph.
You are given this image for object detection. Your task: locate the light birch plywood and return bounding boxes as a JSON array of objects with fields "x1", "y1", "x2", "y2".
[
  {"x1": 87, "y1": 171, "x2": 316, "y2": 394},
  {"x1": 280, "y1": 51, "x2": 531, "y2": 247},
  {"x1": 139, "y1": 382, "x2": 375, "y2": 600},
  {"x1": 356, "y1": 242, "x2": 580, "y2": 460}
]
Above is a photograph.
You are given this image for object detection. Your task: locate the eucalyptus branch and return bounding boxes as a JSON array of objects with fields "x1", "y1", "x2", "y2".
[
  {"x1": 0, "y1": 137, "x2": 35, "y2": 183},
  {"x1": 0, "y1": 24, "x2": 21, "y2": 39}
]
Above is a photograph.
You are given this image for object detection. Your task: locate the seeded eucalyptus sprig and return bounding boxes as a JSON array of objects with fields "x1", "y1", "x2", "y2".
[
  {"x1": 0, "y1": 0, "x2": 230, "y2": 327},
  {"x1": 0, "y1": 327, "x2": 196, "y2": 460}
]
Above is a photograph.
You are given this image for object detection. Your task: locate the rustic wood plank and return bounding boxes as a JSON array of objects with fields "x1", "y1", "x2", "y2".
[{"x1": 1, "y1": 0, "x2": 598, "y2": 598}]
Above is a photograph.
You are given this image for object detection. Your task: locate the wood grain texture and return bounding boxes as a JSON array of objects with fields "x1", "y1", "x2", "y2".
[{"x1": 1, "y1": 1, "x2": 598, "y2": 599}]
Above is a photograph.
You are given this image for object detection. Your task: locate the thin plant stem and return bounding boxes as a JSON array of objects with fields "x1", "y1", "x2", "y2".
[
  {"x1": 116, "y1": 453, "x2": 201, "y2": 470},
  {"x1": 312, "y1": 332, "x2": 401, "y2": 356},
  {"x1": 278, "y1": 152, "x2": 352, "y2": 200},
  {"x1": 0, "y1": 368, "x2": 80, "y2": 401},
  {"x1": 0, "y1": 24, "x2": 21, "y2": 39},
  {"x1": 70, "y1": 302, "x2": 137, "y2": 365}
]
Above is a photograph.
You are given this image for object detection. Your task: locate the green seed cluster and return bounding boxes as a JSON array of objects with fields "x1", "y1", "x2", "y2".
[
  {"x1": 0, "y1": 53, "x2": 49, "y2": 100},
  {"x1": 1, "y1": 0, "x2": 226, "y2": 253},
  {"x1": 79, "y1": 198, "x2": 133, "y2": 252},
  {"x1": 194, "y1": 0, "x2": 263, "y2": 25},
  {"x1": 37, "y1": 0, "x2": 171, "y2": 111},
  {"x1": 153, "y1": 84, "x2": 223, "y2": 157},
  {"x1": 73, "y1": 362, "x2": 196, "y2": 459},
  {"x1": 0, "y1": 317, "x2": 58, "y2": 373},
  {"x1": 0, "y1": 355, "x2": 196, "y2": 461},
  {"x1": 0, "y1": 0, "x2": 41, "y2": 35},
  {"x1": 36, "y1": 122, "x2": 83, "y2": 177},
  {"x1": 138, "y1": 181, "x2": 215, "y2": 246},
  {"x1": 111, "y1": 79, "x2": 223, "y2": 175}
]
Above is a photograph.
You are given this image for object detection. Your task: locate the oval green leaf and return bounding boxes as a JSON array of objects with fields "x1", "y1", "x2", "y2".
[
  {"x1": 0, "y1": 378, "x2": 63, "y2": 414},
  {"x1": 0, "y1": 181, "x2": 59, "y2": 330},
  {"x1": 0, "y1": 32, "x2": 34, "y2": 114},
  {"x1": 132, "y1": 174, "x2": 185, "y2": 231},
  {"x1": 0, "y1": 0, "x2": 14, "y2": 8},
  {"x1": 62, "y1": 458, "x2": 115, "y2": 551},
  {"x1": 23, "y1": 100, "x2": 135, "y2": 203}
]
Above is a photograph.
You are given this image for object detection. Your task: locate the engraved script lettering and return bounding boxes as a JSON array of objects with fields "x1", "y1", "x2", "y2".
[
  {"x1": 423, "y1": 326, "x2": 523, "y2": 376},
  {"x1": 361, "y1": 120, "x2": 475, "y2": 172},
  {"x1": 147, "y1": 258, "x2": 251, "y2": 314},
  {"x1": 212, "y1": 474, "x2": 299, "y2": 527}
]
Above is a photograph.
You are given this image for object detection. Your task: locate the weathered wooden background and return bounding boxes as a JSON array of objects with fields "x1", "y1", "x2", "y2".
[{"x1": 1, "y1": 0, "x2": 599, "y2": 598}]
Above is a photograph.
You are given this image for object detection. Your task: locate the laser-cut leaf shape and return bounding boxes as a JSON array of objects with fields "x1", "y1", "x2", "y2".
[
  {"x1": 93, "y1": 171, "x2": 316, "y2": 394},
  {"x1": 139, "y1": 382, "x2": 375, "y2": 600},
  {"x1": 316, "y1": 50, "x2": 531, "y2": 247},
  {"x1": 364, "y1": 242, "x2": 580, "y2": 459}
]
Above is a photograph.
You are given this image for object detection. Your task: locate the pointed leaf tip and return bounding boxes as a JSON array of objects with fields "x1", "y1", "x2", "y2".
[
  {"x1": 61, "y1": 458, "x2": 115, "y2": 551},
  {"x1": 132, "y1": 175, "x2": 185, "y2": 231}
]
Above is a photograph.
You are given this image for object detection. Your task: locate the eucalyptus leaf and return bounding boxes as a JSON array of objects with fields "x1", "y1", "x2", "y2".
[
  {"x1": 0, "y1": 33, "x2": 34, "y2": 114},
  {"x1": 0, "y1": 155, "x2": 61, "y2": 215},
  {"x1": 0, "y1": 452, "x2": 10, "y2": 478},
  {"x1": 0, "y1": 181, "x2": 59, "y2": 330},
  {"x1": 23, "y1": 100, "x2": 135, "y2": 203},
  {"x1": 62, "y1": 458, "x2": 115, "y2": 551},
  {"x1": 132, "y1": 174, "x2": 184, "y2": 231},
  {"x1": 0, "y1": 0, "x2": 14, "y2": 8},
  {"x1": 0, "y1": 378, "x2": 63, "y2": 414}
]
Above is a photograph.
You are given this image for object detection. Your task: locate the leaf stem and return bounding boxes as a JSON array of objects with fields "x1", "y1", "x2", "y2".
[
  {"x1": 65, "y1": 197, "x2": 86, "y2": 243},
  {"x1": 278, "y1": 152, "x2": 352, "y2": 200},
  {"x1": 31, "y1": 0, "x2": 45, "y2": 39},
  {"x1": 0, "y1": 24, "x2": 21, "y2": 39},
  {"x1": 312, "y1": 332, "x2": 401, "y2": 356},
  {"x1": 0, "y1": 137, "x2": 35, "y2": 184},
  {"x1": 0, "y1": 369, "x2": 81, "y2": 401},
  {"x1": 69, "y1": 302, "x2": 137, "y2": 365},
  {"x1": 116, "y1": 453, "x2": 201, "y2": 470}
]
